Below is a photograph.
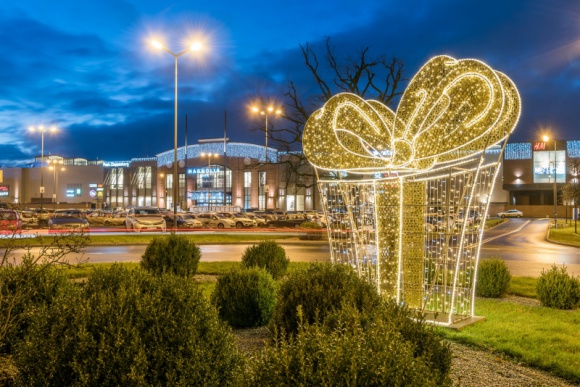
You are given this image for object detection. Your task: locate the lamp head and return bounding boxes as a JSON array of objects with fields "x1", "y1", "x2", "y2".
[
  {"x1": 190, "y1": 41, "x2": 202, "y2": 52},
  {"x1": 542, "y1": 135, "x2": 550, "y2": 142},
  {"x1": 151, "y1": 40, "x2": 164, "y2": 50}
]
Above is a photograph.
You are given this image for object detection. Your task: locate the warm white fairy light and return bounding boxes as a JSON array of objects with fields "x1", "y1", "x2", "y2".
[{"x1": 306, "y1": 55, "x2": 520, "y2": 326}]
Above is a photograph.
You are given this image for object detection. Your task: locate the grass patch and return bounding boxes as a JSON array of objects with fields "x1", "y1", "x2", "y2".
[
  {"x1": 548, "y1": 223, "x2": 580, "y2": 247},
  {"x1": 1, "y1": 233, "x2": 298, "y2": 247},
  {"x1": 509, "y1": 276, "x2": 537, "y2": 298},
  {"x1": 484, "y1": 218, "x2": 507, "y2": 229},
  {"x1": 441, "y1": 298, "x2": 580, "y2": 383}
]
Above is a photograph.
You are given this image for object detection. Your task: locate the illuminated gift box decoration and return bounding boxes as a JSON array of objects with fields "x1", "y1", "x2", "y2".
[{"x1": 303, "y1": 55, "x2": 520, "y2": 326}]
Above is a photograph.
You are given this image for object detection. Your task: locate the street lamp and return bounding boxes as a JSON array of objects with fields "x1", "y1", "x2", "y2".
[
  {"x1": 48, "y1": 160, "x2": 65, "y2": 210},
  {"x1": 28, "y1": 125, "x2": 57, "y2": 217},
  {"x1": 251, "y1": 105, "x2": 282, "y2": 163},
  {"x1": 543, "y1": 135, "x2": 558, "y2": 228},
  {"x1": 151, "y1": 39, "x2": 203, "y2": 225},
  {"x1": 201, "y1": 152, "x2": 217, "y2": 211}
]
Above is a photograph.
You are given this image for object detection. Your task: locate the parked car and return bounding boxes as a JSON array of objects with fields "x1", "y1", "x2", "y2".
[
  {"x1": 242, "y1": 213, "x2": 267, "y2": 227},
  {"x1": 497, "y1": 209, "x2": 523, "y2": 218},
  {"x1": 86, "y1": 210, "x2": 114, "y2": 225},
  {"x1": 125, "y1": 206, "x2": 166, "y2": 232},
  {"x1": 266, "y1": 216, "x2": 307, "y2": 228},
  {"x1": 0, "y1": 209, "x2": 22, "y2": 231},
  {"x1": 48, "y1": 209, "x2": 90, "y2": 232},
  {"x1": 164, "y1": 213, "x2": 203, "y2": 229},
  {"x1": 218, "y1": 212, "x2": 256, "y2": 228},
  {"x1": 195, "y1": 213, "x2": 236, "y2": 229},
  {"x1": 19, "y1": 210, "x2": 38, "y2": 228},
  {"x1": 103, "y1": 213, "x2": 127, "y2": 226}
]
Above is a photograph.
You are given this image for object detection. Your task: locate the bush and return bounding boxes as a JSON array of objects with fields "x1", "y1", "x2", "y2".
[
  {"x1": 476, "y1": 258, "x2": 511, "y2": 298},
  {"x1": 299, "y1": 221, "x2": 324, "y2": 240},
  {"x1": 141, "y1": 233, "x2": 201, "y2": 277},
  {"x1": 270, "y1": 263, "x2": 382, "y2": 336},
  {"x1": 246, "y1": 305, "x2": 451, "y2": 386},
  {"x1": 241, "y1": 240, "x2": 290, "y2": 280},
  {"x1": 0, "y1": 260, "x2": 74, "y2": 354},
  {"x1": 536, "y1": 265, "x2": 580, "y2": 309},
  {"x1": 212, "y1": 267, "x2": 278, "y2": 328},
  {"x1": 14, "y1": 265, "x2": 244, "y2": 386}
]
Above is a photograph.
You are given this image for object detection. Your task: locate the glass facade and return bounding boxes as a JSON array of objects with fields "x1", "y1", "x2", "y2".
[{"x1": 192, "y1": 165, "x2": 232, "y2": 206}]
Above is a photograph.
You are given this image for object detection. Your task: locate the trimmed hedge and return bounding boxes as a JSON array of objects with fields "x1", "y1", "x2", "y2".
[
  {"x1": 241, "y1": 241, "x2": 290, "y2": 279},
  {"x1": 536, "y1": 265, "x2": 580, "y2": 309},
  {"x1": 14, "y1": 265, "x2": 244, "y2": 386},
  {"x1": 212, "y1": 267, "x2": 278, "y2": 328},
  {"x1": 476, "y1": 258, "x2": 511, "y2": 298},
  {"x1": 141, "y1": 233, "x2": 201, "y2": 277},
  {"x1": 270, "y1": 263, "x2": 382, "y2": 336},
  {"x1": 248, "y1": 304, "x2": 451, "y2": 386},
  {"x1": 0, "y1": 262, "x2": 74, "y2": 354}
]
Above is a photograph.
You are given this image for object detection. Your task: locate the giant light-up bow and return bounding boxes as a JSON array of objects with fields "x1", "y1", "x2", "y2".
[{"x1": 303, "y1": 55, "x2": 520, "y2": 173}]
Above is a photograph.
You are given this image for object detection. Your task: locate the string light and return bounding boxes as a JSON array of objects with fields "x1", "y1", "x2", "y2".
[{"x1": 305, "y1": 55, "x2": 521, "y2": 326}]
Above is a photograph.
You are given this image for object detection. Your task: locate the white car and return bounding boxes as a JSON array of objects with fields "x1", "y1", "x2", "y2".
[
  {"x1": 218, "y1": 212, "x2": 256, "y2": 228},
  {"x1": 125, "y1": 206, "x2": 166, "y2": 232},
  {"x1": 195, "y1": 213, "x2": 236, "y2": 229},
  {"x1": 497, "y1": 209, "x2": 523, "y2": 218}
]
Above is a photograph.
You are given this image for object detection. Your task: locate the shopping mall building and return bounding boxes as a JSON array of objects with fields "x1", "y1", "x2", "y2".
[
  {"x1": 1, "y1": 139, "x2": 578, "y2": 216},
  {"x1": 0, "y1": 139, "x2": 319, "y2": 212}
]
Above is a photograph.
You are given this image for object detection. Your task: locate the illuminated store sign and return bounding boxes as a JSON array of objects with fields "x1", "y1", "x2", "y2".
[
  {"x1": 103, "y1": 162, "x2": 130, "y2": 167},
  {"x1": 0, "y1": 185, "x2": 9, "y2": 197},
  {"x1": 187, "y1": 167, "x2": 221, "y2": 175},
  {"x1": 532, "y1": 142, "x2": 546, "y2": 151}
]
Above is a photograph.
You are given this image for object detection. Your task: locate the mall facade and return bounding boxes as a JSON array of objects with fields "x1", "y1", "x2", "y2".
[
  {"x1": 0, "y1": 139, "x2": 319, "y2": 212},
  {"x1": 1, "y1": 139, "x2": 578, "y2": 216}
]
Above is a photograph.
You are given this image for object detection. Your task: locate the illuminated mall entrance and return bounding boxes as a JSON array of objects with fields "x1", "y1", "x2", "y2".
[{"x1": 189, "y1": 165, "x2": 232, "y2": 208}]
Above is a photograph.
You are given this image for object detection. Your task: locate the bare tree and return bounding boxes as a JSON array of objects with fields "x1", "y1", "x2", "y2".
[{"x1": 259, "y1": 37, "x2": 405, "y2": 207}]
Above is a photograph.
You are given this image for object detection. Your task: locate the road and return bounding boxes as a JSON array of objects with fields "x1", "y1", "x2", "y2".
[
  {"x1": 4, "y1": 219, "x2": 580, "y2": 276},
  {"x1": 479, "y1": 218, "x2": 580, "y2": 276}
]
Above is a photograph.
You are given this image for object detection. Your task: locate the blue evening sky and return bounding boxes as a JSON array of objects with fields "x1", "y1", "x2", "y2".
[{"x1": 1, "y1": 0, "x2": 579, "y2": 165}]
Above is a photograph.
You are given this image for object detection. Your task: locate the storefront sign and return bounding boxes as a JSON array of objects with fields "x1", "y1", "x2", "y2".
[
  {"x1": 532, "y1": 142, "x2": 546, "y2": 151},
  {"x1": 187, "y1": 167, "x2": 221, "y2": 175},
  {"x1": 0, "y1": 185, "x2": 9, "y2": 197}
]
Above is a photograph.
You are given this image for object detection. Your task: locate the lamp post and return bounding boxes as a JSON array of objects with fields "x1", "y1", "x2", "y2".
[
  {"x1": 200, "y1": 152, "x2": 217, "y2": 211},
  {"x1": 151, "y1": 39, "x2": 203, "y2": 226},
  {"x1": 28, "y1": 125, "x2": 57, "y2": 217},
  {"x1": 251, "y1": 105, "x2": 282, "y2": 163},
  {"x1": 251, "y1": 105, "x2": 281, "y2": 211},
  {"x1": 543, "y1": 135, "x2": 558, "y2": 228},
  {"x1": 48, "y1": 160, "x2": 65, "y2": 210}
]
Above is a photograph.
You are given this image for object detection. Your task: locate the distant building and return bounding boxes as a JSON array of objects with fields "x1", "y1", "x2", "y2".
[{"x1": 0, "y1": 140, "x2": 319, "y2": 212}]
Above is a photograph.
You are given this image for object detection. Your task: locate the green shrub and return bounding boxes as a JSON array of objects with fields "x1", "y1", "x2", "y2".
[
  {"x1": 0, "y1": 261, "x2": 74, "y2": 354},
  {"x1": 241, "y1": 240, "x2": 290, "y2": 280},
  {"x1": 246, "y1": 305, "x2": 451, "y2": 386},
  {"x1": 14, "y1": 265, "x2": 244, "y2": 386},
  {"x1": 476, "y1": 258, "x2": 511, "y2": 298},
  {"x1": 212, "y1": 267, "x2": 278, "y2": 328},
  {"x1": 270, "y1": 263, "x2": 382, "y2": 336},
  {"x1": 536, "y1": 265, "x2": 580, "y2": 309},
  {"x1": 299, "y1": 221, "x2": 324, "y2": 240},
  {"x1": 141, "y1": 233, "x2": 201, "y2": 277},
  {"x1": 299, "y1": 221, "x2": 322, "y2": 229}
]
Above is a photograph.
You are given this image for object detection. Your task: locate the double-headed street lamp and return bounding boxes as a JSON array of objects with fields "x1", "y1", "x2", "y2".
[
  {"x1": 28, "y1": 125, "x2": 57, "y2": 215},
  {"x1": 200, "y1": 152, "x2": 218, "y2": 210},
  {"x1": 251, "y1": 105, "x2": 282, "y2": 163},
  {"x1": 543, "y1": 135, "x2": 558, "y2": 228},
  {"x1": 151, "y1": 39, "x2": 203, "y2": 224},
  {"x1": 48, "y1": 160, "x2": 65, "y2": 210}
]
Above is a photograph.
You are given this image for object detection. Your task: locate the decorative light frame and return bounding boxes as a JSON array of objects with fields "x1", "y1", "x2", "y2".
[{"x1": 303, "y1": 55, "x2": 521, "y2": 326}]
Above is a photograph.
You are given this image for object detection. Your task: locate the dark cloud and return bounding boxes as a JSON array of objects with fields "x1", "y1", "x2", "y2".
[{"x1": 2, "y1": 0, "x2": 580, "y2": 166}]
